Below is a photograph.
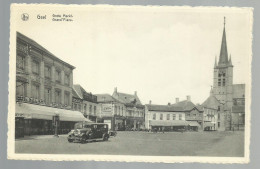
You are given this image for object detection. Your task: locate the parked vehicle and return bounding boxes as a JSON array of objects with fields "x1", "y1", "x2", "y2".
[
  {"x1": 109, "y1": 130, "x2": 117, "y2": 137},
  {"x1": 67, "y1": 122, "x2": 110, "y2": 143}
]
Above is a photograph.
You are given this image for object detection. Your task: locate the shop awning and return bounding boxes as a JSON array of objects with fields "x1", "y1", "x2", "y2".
[
  {"x1": 188, "y1": 121, "x2": 201, "y2": 127},
  {"x1": 15, "y1": 103, "x2": 92, "y2": 122},
  {"x1": 204, "y1": 122, "x2": 215, "y2": 127},
  {"x1": 149, "y1": 120, "x2": 189, "y2": 126}
]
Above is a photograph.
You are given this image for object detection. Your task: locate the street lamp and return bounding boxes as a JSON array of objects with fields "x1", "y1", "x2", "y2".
[{"x1": 53, "y1": 113, "x2": 60, "y2": 137}]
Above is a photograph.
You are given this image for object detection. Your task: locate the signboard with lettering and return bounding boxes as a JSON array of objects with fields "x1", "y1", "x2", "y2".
[{"x1": 101, "y1": 104, "x2": 113, "y2": 116}]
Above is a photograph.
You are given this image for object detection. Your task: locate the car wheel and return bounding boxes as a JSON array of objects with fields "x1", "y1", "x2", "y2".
[
  {"x1": 103, "y1": 134, "x2": 109, "y2": 141},
  {"x1": 81, "y1": 136, "x2": 86, "y2": 144},
  {"x1": 68, "y1": 139, "x2": 73, "y2": 143}
]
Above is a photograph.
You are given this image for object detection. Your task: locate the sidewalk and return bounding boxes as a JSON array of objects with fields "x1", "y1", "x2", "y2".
[{"x1": 16, "y1": 134, "x2": 68, "y2": 140}]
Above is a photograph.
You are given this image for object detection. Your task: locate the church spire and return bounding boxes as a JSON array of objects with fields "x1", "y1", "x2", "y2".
[
  {"x1": 229, "y1": 54, "x2": 233, "y2": 66},
  {"x1": 214, "y1": 55, "x2": 217, "y2": 68},
  {"x1": 218, "y1": 17, "x2": 229, "y2": 66}
]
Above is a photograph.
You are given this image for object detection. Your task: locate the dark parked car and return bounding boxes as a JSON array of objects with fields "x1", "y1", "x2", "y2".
[{"x1": 68, "y1": 122, "x2": 110, "y2": 143}]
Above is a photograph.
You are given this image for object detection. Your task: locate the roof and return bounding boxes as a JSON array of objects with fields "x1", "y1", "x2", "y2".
[
  {"x1": 202, "y1": 95, "x2": 220, "y2": 110},
  {"x1": 17, "y1": 32, "x2": 75, "y2": 69},
  {"x1": 146, "y1": 104, "x2": 183, "y2": 112},
  {"x1": 112, "y1": 91, "x2": 142, "y2": 105},
  {"x1": 171, "y1": 100, "x2": 197, "y2": 111},
  {"x1": 188, "y1": 121, "x2": 201, "y2": 127},
  {"x1": 72, "y1": 87, "x2": 81, "y2": 99},
  {"x1": 149, "y1": 120, "x2": 189, "y2": 126},
  {"x1": 96, "y1": 94, "x2": 119, "y2": 103},
  {"x1": 233, "y1": 84, "x2": 245, "y2": 99},
  {"x1": 217, "y1": 20, "x2": 230, "y2": 67},
  {"x1": 232, "y1": 105, "x2": 245, "y2": 113}
]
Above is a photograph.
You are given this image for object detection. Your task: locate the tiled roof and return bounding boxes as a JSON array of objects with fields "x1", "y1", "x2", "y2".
[
  {"x1": 72, "y1": 87, "x2": 81, "y2": 99},
  {"x1": 232, "y1": 105, "x2": 245, "y2": 113},
  {"x1": 17, "y1": 32, "x2": 75, "y2": 69},
  {"x1": 202, "y1": 95, "x2": 220, "y2": 110},
  {"x1": 146, "y1": 104, "x2": 183, "y2": 112},
  {"x1": 96, "y1": 94, "x2": 119, "y2": 103},
  {"x1": 113, "y1": 92, "x2": 142, "y2": 105},
  {"x1": 171, "y1": 100, "x2": 196, "y2": 111}
]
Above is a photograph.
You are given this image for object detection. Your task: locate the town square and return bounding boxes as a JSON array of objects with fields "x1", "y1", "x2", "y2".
[{"x1": 9, "y1": 5, "x2": 251, "y2": 161}]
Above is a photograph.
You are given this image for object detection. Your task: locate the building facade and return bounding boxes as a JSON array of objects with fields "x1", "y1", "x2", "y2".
[
  {"x1": 112, "y1": 88, "x2": 145, "y2": 130},
  {"x1": 72, "y1": 84, "x2": 100, "y2": 122},
  {"x1": 15, "y1": 32, "x2": 87, "y2": 137},
  {"x1": 96, "y1": 94, "x2": 126, "y2": 130},
  {"x1": 171, "y1": 96, "x2": 203, "y2": 131},
  {"x1": 145, "y1": 102, "x2": 188, "y2": 131}
]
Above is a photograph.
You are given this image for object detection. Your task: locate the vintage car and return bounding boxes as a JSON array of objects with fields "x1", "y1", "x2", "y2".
[{"x1": 68, "y1": 122, "x2": 110, "y2": 143}]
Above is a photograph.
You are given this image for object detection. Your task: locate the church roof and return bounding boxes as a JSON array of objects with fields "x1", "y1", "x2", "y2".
[
  {"x1": 233, "y1": 84, "x2": 245, "y2": 99},
  {"x1": 232, "y1": 105, "x2": 245, "y2": 113},
  {"x1": 202, "y1": 95, "x2": 220, "y2": 110},
  {"x1": 218, "y1": 17, "x2": 231, "y2": 67}
]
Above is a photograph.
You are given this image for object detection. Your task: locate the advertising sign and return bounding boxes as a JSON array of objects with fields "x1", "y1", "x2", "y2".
[{"x1": 101, "y1": 104, "x2": 113, "y2": 116}]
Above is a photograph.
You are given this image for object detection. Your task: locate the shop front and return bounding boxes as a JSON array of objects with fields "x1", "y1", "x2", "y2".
[
  {"x1": 149, "y1": 120, "x2": 189, "y2": 132},
  {"x1": 187, "y1": 121, "x2": 201, "y2": 131},
  {"x1": 15, "y1": 103, "x2": 91, "y2": 138},
  {"x1": 203, "y1": 122, "x2": 216, "y2": 131}
]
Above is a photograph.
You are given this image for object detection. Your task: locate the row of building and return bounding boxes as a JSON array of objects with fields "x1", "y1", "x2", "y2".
[{"x1": 15, "y1": 18, "x2": 245, "y2": 137}]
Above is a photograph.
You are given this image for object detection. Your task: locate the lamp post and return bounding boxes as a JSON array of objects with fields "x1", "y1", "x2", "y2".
[{"x1": 53, "y1": 113, "x2": 59, "y2": 137}]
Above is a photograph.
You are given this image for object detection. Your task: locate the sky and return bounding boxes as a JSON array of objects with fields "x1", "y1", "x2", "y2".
[{"x1": 14, "y1": 5, "x2": 253, "y2": 105}]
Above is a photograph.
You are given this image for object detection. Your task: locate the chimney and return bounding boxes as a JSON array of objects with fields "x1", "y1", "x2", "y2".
[
  {"x1": 149, "y1": 100, "x2": 152, "y2": 105},
  {"x1": 134, "y1": 91, "x2": 137, "y2": 96},
  {"x1": 114, "y1": 87, "x2": 117, "y2": 93},
  {"x1": 168, "y1": 102, "x2": 171, "y2": 106},
  {"x1": 176, "y1": 98, "x2": 179, "y2": 103},
  {"x1": 187, "y1": 95, "x2": 191, "y2": 101}
]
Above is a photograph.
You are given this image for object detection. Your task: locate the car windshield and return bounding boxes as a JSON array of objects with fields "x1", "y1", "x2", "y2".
[{"x1": 74, "y1": 123, "x2": 83, "y2": 129}]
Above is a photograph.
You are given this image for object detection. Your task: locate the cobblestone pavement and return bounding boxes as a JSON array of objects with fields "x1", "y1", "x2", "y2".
[{"x1": 15, "y1": 131, "x2": 244, "y2": 157}]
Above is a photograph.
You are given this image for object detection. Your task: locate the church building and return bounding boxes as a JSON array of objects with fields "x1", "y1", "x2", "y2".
[{"x1": 202, "y1": 17, "x2": 246, "y2": 131}]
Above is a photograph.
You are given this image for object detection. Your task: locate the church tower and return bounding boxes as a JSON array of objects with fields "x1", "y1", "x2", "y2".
[{"x1": 212, "y1": 17, "x2": 233, "y2": 110}]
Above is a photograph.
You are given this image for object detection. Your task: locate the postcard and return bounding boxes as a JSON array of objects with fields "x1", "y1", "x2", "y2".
[{"x1": 8, "y1": 4, "x2": 253, "y2": 163}]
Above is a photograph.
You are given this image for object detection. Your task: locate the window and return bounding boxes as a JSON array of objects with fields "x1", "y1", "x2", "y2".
[
  {"x1": 160, "y1": 114, "x2": 163, "y2": 120},
  {"x1": 218, "y1": 79, "x2": 221, "y2": 86},
  {"x1": 179, "y1": 114, "x2": 182, "y2": 120},
  {"x1": 16, "y1": 81, "x2": 26, "y2": 97},
  {"x1": 32, "y1": 84, "x2": 40, "y2": 99},
  {"x1": 153, "y1": 113, "x2": 156, "y2": 120},
  {"x1": 64, "y1": 92, "x2": 70, "y2": 105},
  {"x1": 44, "y1": 66, "x2": 51, "y2": 79},
  {"x1": 173, "y1": 114, "x2": 176, "y2": 120},
  {"x1": 223, "y1": 79, "x2": 226, "y2": 86},
  {"x1": 89, "y1": 105, "x2": 92, "y2": 114},
  {"x1": 17, "y1": 55, "x2": 25, "y2": 70},
  {"x1": 32, "y1": 60, "x2": 39, "y2": 74},
  {"x1": 218, "y1": 113, "x2": 220, "y2": 119},
  {"x1": 218, "y1": 106, "x2": 220, "y2": 111},
  {"x1": 84, "y1": 104, "x2": 87, "y2": 113},
  {"x1": 223, "y1": 73, "x2": 226, "y2": 77},
  {"x1": 94, "y1": 106, "x2": 97, "y2": 115},
  {"x1": 78, "y1": 104, "x2": 82, "y2": 112},
  {"x1": 44, "y1": 88, "x2": 51, "y2": 105},
  {"x1": 54, "y1": 90, "x2": 61, "y2": 104},
  {"x1": 167, "y1": 114, "x2": 170, "y2": 120},
  {"x1": 115, "y1": 105, "x2": 117, "y2": 115},
  {"x1": 64, "y1": 74, "x2": 70, "y2": 86},
  {"x1": 55, "y1": 70, "x2": 61, "y2": 82},
  {"x1": 218, "y1": 73, "x2": 221, "y2": 77},
  {"x1": 218, "y1": 122, "x2": 220, "y2": 128}
]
